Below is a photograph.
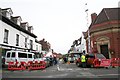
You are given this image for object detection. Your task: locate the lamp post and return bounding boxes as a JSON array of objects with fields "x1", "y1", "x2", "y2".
[{"x1": 85, "y1": 3, "x2": 91, "y2": 54}]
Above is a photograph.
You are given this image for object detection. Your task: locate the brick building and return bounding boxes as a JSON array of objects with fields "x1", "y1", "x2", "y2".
[
  {"x1": 85, "y1": 8, "x2": 120, "y2": 59},
  {"x1": 39, "y1": 38, "x2": 51, "y2": 52}
]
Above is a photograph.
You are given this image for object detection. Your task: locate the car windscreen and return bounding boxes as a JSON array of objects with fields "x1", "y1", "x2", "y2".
[
  {"x1": 86, "y1": 54, "x2": 95, "y2": 58},
  {"x1": 96, "y1": 54, "x2": 106, "y2": 59}
]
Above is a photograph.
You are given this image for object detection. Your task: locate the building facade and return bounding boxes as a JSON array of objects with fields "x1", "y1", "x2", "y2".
[
  {"x1": 0, "y1": 8, "x2": 42, "y2": 57},
  {"x1": 76, "y1": 32, "x2": 87, "y2": 53},
  {"x1": 85, "y1": 8, "x2": 120, "y2": 58}
]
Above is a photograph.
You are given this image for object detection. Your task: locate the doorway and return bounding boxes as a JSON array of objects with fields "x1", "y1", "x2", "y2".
[{"x1": 100, "y1": 45, "x2": 109, "y2": 59}]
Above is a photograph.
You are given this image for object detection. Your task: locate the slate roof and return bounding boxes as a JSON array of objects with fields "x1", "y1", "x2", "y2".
[
  {"x1": 92, "y1": 8, "x2": 120, "y2": 25},
  {"x1": 0, "y1": 14, "x2": 37, "y2": 38}
]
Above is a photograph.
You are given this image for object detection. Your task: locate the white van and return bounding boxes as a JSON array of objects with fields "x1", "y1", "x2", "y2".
[{"x1": 5, "y1": 50, "x2": 35, "y2": 66}]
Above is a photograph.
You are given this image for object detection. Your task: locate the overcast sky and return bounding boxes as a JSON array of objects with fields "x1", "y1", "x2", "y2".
[{"x1": 0, "y1": 0, "x2": 119, "y2": 54}]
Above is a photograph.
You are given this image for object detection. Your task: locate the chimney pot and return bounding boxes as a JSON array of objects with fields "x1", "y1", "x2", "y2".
[{"x1": 91, "y1": 13, "x2": 97, "y2": 23}]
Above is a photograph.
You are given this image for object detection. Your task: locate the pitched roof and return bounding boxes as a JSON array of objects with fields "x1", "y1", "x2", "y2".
[
  {"x1": 0, "y1": 14, "x2": 37, "y2": 38},
  {"x1": 92, "y1": 8, "x2": 120, "y2": 25}
]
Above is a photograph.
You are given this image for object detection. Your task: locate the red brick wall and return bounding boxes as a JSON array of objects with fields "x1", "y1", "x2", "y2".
[{"x1": 90, "y1": 30, "x2": 120, "y2": 58}]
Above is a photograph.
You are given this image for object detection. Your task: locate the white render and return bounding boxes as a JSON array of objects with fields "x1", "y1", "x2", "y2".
[
  {"x1": 0, "y1": 20, "x2": 41, "y2": 52},
  {"x1": 76, "y1": 33, "x2": 87, "y2": 53}
]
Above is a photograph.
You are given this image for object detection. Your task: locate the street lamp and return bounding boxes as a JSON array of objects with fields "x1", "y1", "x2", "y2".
[{"x1": 85, "y1": 3, "x2": 91, "y2": 54}]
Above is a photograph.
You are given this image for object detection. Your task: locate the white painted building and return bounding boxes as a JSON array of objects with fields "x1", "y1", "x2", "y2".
[
  {"x1": 0, "y1": 8, "x2": 42, "y2": 56},
  {"x1": 76, "y1": 32, "x2": 87, "y2": 54}
]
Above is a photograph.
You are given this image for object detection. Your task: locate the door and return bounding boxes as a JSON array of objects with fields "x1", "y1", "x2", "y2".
[{"x1": 100, "y1": 45, "x2": 109, "y2": 59}]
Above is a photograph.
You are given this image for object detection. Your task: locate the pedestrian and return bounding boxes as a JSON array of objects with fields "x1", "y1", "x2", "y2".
[
  {"x1": 50, "y1": 55, "x2": 53, "y2": 66},
  {"x1": 81, "y1": 54, "x2": 86, "y2": 68},
  {"x1": 53, "y1": 56, "x2": 57, "y2": 65},
  {"x1": 63, "y1": 57, "x2": 67, "y2": 63}
]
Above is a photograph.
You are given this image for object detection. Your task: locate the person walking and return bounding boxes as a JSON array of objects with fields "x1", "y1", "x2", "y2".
[
  {"x1": 50, "y1": 55, "x2": 53, "y2": 66},
  {"x1": 81, "y1": 54, "x2": 86, "y2": 68}
]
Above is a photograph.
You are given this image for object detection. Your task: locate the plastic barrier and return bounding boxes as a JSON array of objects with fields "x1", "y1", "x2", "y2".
[
  {"x1": 111, "y1": 58, "x2": 120, "y2": 67},
  {"x1": 28, "y1": 61, "x2": 46, "y2": 70},
  {"x1": 8, "y1": 61, "x2": 26, "y2": 71},
  {"x1": 39, "y1": 61, "x2": 46, "y2": 69},
  {"x1": 94, "y1": 59, "x2": 111, "y2": 68}
]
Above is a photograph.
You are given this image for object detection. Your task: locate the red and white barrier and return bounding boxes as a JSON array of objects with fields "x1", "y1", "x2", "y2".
[{"x1": 111, "y1": 58, "x2": 120, "y2": 67}]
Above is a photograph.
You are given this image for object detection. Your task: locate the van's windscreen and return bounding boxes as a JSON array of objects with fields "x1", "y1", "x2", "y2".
[{"x1": 18, "y1": 53, "x2": 27, "y2": 58}]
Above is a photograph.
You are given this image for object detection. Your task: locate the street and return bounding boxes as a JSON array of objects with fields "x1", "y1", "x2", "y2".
[{"x1": 1, "y1": 62, "x2": 119, "y2": 79}]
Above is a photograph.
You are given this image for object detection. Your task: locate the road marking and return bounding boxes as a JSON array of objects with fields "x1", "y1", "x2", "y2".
[
  {"x1": 76, "y1": 72, "x2": 98, "y2": 78},
  {"x1": 57, "y1": 65, "x2": 60, "y2": 71},
  {"x1": 97, "y1": 73, "x2": 120, "y2": 77}
]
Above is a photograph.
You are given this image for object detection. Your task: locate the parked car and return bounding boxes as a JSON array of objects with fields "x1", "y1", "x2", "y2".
[{"x1": 76, "y1": 53, "x2": 106, "y2": 67}]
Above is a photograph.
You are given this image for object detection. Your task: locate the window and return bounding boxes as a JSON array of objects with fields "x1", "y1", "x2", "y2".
[
  {"x1": 86, "y1": 54, "x2": 95, "y2": 58},
  {"x1": 25, "y1": 38, "x2": 27, "y2": 48},
  {"x1": 16, "y1": 34, "x2": 19, "y2": 46},
  {"x1": 11, "y1": 52, "x2": 15, "y2": 57},
  {"x1": 3, "y1": 29, "x2": 9, "y2": 43},
  {"x1": 36, "y1": 45, "x2": 38, "y2": 51},
  {"x1": 18, "y1": 53, "x2": 27, "y2": 58},
  {"x1": 30, "y1": 40, "x2": 33, "y2": 50},
  {"x1": 7, "y1": 52, "x2": 10, "y2": 58},
  {"x1": 28, "y1": 54, "x2": 32, "y2": 58}
]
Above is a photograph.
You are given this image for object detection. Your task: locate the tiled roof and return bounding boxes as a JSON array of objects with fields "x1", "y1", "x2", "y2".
[
  {"x1": 0, "y1": 14, "x2": 37, "y2": 38},
  {"x1": 92, "y1": 8, "x2": 120, "y2": 25}
]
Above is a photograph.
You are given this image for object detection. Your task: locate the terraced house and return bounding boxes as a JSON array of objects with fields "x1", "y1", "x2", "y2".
[
  {"x1": 85, "y1": 8, "x2": 120, "y2": 59},
  {"x1": 0, "y1": 8, "x2": 42, "y2": 57}
]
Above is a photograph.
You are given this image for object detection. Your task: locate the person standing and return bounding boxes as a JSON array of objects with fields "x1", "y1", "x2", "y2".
[
  {"x1": 81, "y1": 54, "x2": 86, "y2": 68},
  {"x1": 50, "y1": 55, "x2": 53, "y2": 66}
]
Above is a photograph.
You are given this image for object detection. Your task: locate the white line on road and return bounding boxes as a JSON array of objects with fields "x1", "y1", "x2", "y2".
[{"x1": 96, "y1": 73, "x2": 120, "y2": 77}]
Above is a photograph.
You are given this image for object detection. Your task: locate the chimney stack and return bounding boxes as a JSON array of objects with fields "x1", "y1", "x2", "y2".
[{"x1": 91, "y1": 13, "x2": 97, "y2": 23}]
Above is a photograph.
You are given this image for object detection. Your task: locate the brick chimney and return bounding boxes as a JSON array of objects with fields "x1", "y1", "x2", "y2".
[{"x1": 91, "y1": 13, "x2": 97, "y2": 23}]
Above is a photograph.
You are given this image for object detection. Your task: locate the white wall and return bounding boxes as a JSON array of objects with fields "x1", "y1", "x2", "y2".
[
  {"x1": 34, "y1": 42, "x2": 42, "y2": 53},
  {"x1": 0, "y1": 20, "x2": 39, "y2": 51},
  {"x1": 0, "y1": 21, "x2": 4, "y2": 44},
  {"x1": 76, "y1": 33, "x2": 86, "y2": 53}
]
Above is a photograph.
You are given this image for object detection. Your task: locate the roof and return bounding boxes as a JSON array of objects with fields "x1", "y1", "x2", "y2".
[
  {"x1": 92, "y1": 8, "x2": 120, "y2": 25},
  {"x1": 0, "y1": 14, "x2": 37, "y2": 38}
]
